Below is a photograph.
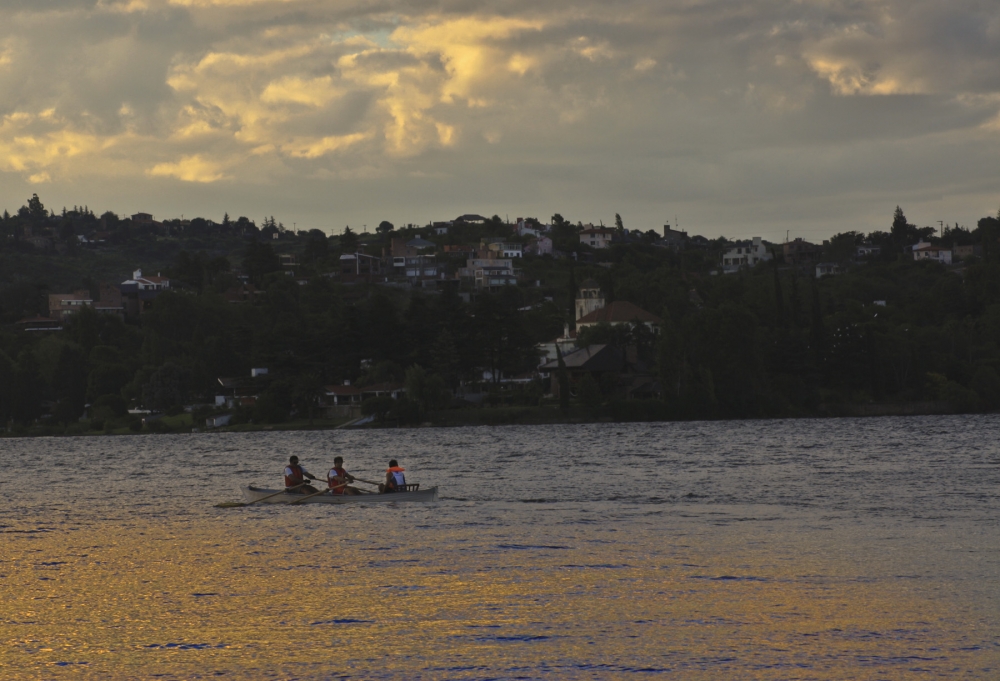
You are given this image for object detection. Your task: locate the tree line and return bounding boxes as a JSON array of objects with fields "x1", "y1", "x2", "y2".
[{"x1": 1, "y1": 202, "x2": 999, "y2": 433}]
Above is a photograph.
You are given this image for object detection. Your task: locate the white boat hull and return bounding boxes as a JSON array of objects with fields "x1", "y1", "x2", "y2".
[{"x1": 241, "y1": 484, "x2": 438, "y2": 505}]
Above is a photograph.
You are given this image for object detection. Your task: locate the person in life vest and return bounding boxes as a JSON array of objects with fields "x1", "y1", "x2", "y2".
[
  {"x1": 379, "y1": 459, "x2": 406, "y2": 493},
  {"x1": 284, "y1": 455, "x2": 319, "y2": 493},
  {"x1": 327, "y1": 456, "x2": 362, "y2": 495}
]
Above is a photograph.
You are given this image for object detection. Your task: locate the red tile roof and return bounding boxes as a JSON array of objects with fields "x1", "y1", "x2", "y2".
[{"x1": 577, "y1": 301, "x2": 662, "y2": 325}]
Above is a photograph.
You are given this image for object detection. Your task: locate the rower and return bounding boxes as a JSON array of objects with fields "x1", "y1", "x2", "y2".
[
  {"x1": 379, "y1": 459, "x2": 406, "y2": 494},
  {"x1": 328, "y1": 456, "x2": 362, "y2": 496},
  {"x1": 284, "y1": 455, "x2": 320, "y2": 493}
]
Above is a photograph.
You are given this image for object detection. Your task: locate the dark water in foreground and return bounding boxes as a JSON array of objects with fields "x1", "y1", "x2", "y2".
[{"x1": 2, "y1": 416, "x2": 999, "y2": 679}]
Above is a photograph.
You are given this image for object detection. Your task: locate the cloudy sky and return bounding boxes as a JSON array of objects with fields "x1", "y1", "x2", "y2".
[{"x1": 1, "y1": 0, "x2": 999, "y2": 240}]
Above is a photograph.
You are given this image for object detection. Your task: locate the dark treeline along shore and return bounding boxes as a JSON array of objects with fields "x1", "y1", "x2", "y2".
[{"x1": 1, "y1": 194, "x2": 999, "y2": 436}]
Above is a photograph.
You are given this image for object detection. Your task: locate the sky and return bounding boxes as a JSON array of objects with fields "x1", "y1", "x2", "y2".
[{"x1": 1, "y1": 0, "x2": 999, "y2": 242}]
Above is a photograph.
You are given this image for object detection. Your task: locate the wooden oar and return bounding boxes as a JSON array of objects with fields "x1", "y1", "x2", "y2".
[
  {"x1": 245, "y1": 481, "x2": 310, "y2": 506},
  {"x1": 290, "y1": 480, "x2": 348, "y2": 505}
]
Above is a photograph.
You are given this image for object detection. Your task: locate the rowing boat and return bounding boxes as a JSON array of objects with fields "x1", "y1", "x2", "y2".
[{"x1": 240, "y1": 484, "x2": 439, "y2": 505}]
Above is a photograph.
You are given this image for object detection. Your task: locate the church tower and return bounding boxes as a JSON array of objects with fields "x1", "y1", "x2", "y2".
[{"x1": 576, "y1": 279, "x2": 605, "y2": 320}]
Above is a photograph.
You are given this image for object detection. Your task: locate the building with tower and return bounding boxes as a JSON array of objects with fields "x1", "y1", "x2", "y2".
[{"x1": 576, "y1": 279, "x2": 605, "y2": 320}]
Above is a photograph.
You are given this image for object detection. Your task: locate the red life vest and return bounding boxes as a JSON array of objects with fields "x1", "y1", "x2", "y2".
[
  {"x1": 328, "y1": 466, "x2": 348, "y2": 494},
  {"x1": 285, "y1": 464, "x2": 304, "y2": 488}
]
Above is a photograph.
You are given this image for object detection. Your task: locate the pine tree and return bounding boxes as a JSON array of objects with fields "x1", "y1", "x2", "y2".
[
  {"x1": 340, "y1": 226, "x2": 359, "y2": 252},
  {"x1": 27, "y1": 193, "x2": 46, "y2": 222}
]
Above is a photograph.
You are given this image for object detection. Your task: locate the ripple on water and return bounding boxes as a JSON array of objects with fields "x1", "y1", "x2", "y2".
[{"x1": 0, "y1": 417, "x2": 998, "y2": 679}]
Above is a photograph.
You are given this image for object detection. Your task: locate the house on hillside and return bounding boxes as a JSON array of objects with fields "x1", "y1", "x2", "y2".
[
  {"x1": 339, "y1": 251, "x2": 384, "y2": 283},
  {"x1": 130, "y1": 212, "x2": 164, "y2": 233},
  {"x1": 524, "y1": 236, "x2": 553, "y2": 256},
  {"x1": 48, "y1": 287, "x2": 123, "y2": 321},
  {"x1": 659, "y1": 226, "x2": 688, "y2": 251},
  {"x1": 855, "y1": 243, "x2": 882, "y2": 259},
  {"x1": 538, "y1": 344, "x2": 625, "y2": 400},
  {"x1": 324, "y1": 382, "x2": 363, "y2": 418},
  {"x1": 361, "y1": 383, "x2": 406, "y2": 400},
  {"x1": 579, "y1": 227, "x2": 614, "y2": 249},
  {"x1": 576, "y1": 301, "x2": 663, "y2": 332},
  {"x1": 390, "y1": 237, "x2": 439, "y2": 281},
  {"x1": 458, "y1": 256, "x2": 517, "y2": 291},
  {"x1": 721, "y1": 237, "x2": 772, "y2": 273},
  {"x1": 953, "y1": 244, "x2": 982, "y2": 261},
  {"x1": 516, "y1": 218, "x2": 547, "y2": 238},
  {"x1": 48, "y1": 290, "x2": 93, "y2": 322},
  {"x1": 443, "y1": 244, "x2": 477, "y2": 259},
  {"x1": 912, "y1": 242, "x2": 953, "y2": 264},
  {"x1": 487, "y1": 241, "x2": 523, "y2": 258},
  {"x1": 120, "y1": 268, "x2": 170, "y2": 319},
  {"x1": 783, "y1": 238, "x2": 820, "y2": 265},
  {"x1": 576, "y1": 280, "x2": 605, "y2": 320},
  {"x1": 536, "y1": 324, "x2": 578, "y2": 367}
]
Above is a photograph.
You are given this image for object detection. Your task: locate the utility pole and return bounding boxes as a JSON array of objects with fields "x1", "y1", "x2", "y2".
[{"x1": 937, "y1": 220, "x2": 943, "y2": 237}]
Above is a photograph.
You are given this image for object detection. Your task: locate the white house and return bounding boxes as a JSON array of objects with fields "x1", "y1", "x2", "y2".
[
  {"x1": 856, "y1": 244, "x2": 881, "y2": 258},
  {"x1": 579, "y1": 227, "x2": 614, "y2": 249},
  {"x1": 516, "y1": 219, "x2": 548, "y2": 238},
  {"x1": 815, "y1": 262, "x2": 842, "y2": 278},
  {"x1": 535, "y1": 324, "x2": 578, "y2": 366},
  {"x1": 488, "y1": 242, "x2": 523, "y2": 258},
  {"x1": 912, "y1": 242, "x2": 953, "y2": 264},
  {"x1": 123, "y1": 269, "x2": 170, "y2": 292},
  {"x1": 721, "y1": 237, "x2": 772, "y2": 273},
  {"x1": 525, "y1": 236, "x2": 553, "y2": 256}
]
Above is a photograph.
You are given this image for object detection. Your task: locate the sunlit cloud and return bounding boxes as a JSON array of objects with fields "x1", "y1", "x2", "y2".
[
  {"x1": 808, "y1": 58, "x2": 912, "y2": 96},
  {"x1": 147, "y1": 154, "x2": 228, "y2": 182},
  {"x1": 0, "y1": 111, "x2": 116, "y2": 177},
  {"x1": 0, "y1": 1, "x2": 998, "y2": 234},
  {"x1": 634, "y1": 57, "x2": 657, "y2": 72},
  {"x1": 284, "y1": 131, "x2": 372, "y2": 159}
]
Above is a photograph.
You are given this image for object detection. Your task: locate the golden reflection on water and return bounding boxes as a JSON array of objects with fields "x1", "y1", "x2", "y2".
[{"x1": 3, "y1": 514, "x2": 996, "y2": 679}]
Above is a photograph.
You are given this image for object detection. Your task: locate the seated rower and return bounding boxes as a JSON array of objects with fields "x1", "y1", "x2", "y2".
[
  {"x1": 328, "y1": 456, "x2": 362, "y2": 495},
  {"x1": 284, "y1": 455, "x2": 320, "y2": 494},
  {"x1": 379, "y1": 459, "x2": 406, "y2": 493}
]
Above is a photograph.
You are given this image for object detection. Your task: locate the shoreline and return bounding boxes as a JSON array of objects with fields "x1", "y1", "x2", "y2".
[{"x1": 3, "y1": 400, "x2": 992, "y2": 437}]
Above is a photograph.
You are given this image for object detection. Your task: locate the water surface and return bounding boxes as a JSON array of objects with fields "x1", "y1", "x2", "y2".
[{"x1": 2, "y1": 417, "x2": 999, "y2": 678}]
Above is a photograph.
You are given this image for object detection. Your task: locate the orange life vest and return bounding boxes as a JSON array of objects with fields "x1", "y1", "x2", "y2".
[
  {"x1": 328, "y1": 466, "x2": 348, "y2": 494},
  {"x1": 285, "y1": 464, "x2": 304, "y2": 488}
]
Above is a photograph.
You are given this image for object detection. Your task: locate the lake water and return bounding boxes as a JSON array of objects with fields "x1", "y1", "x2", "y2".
[{"x1": 2, "y1": 416, "x2": 999, "y2": 679}]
